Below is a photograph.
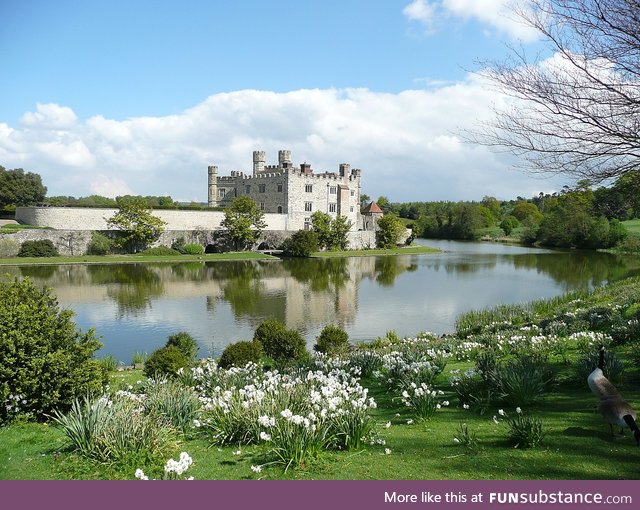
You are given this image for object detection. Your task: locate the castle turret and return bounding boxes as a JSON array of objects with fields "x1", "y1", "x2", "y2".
[
  {"x1": 339, "y1": 163, "x2": 350, "y2": 178},
  {"x1": 253, "y1": 150, "x2": 266, "y2": 175},
  {"x1": 207, "y1": 165, "x2": 218, "y2": 207},
  {"x1": 278, "y1": 150, "x2": 292, "y2": 168}
]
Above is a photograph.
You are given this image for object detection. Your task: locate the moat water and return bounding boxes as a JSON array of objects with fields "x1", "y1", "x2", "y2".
[{"x1": 6, "y1": 239, "x2": 640, "y2": 363}]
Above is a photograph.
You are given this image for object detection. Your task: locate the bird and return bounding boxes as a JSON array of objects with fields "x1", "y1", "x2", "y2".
[{"x1": 587, "y1": 346, "x2": 640, "y2": 445}]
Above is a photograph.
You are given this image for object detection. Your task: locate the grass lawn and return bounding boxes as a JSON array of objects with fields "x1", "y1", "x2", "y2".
[
  {"x1": 312, "y1": 246, "x2": 440, "y2": 258},
  {"x1": 622, "y1": 219, "x2": 640, "y2": 237}
]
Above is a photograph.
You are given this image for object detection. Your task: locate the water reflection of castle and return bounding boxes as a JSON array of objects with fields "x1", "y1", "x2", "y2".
[{"x1": 8, "y1": 257, "x2": 417, "y2": 334}]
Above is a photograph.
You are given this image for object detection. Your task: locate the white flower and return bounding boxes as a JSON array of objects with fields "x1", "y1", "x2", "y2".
[
  {"x1": 492, "y1": 415, "x2": 499, "y2": 425},
  {"x1": 193, "y1": 419, "x2": 201, "y2": 428},
  {"x1": 453, "y1": 438, "x2": 460, "y2": 444},
  {"x1": 232, "y1": 450, "x2": 242, "y2": 455},
  {"x1": 384, "y1": 421, "x2": 391, "y2": 428},
  {"x1": 463, "y1": 404, "x2": 469, "y2": 410},
  {"x1": 134, "y1": 469, "x2": 148, "y2": 480},
  {"x1": 259, "y1": 431, "x2": 272, "y2": 441},
  {"x1": 384, "y1": 448, "x2": 392, "y2": 455},
  {"x1": 498, "y1": 409, "x2": 505, "y2": 417},
  {"x1": 516, "y1": 407, "x2": 522, "y2": 414},
  {"x1": 251, "y1": 465, "x2": 262, "y2": 473},
  {"x1": 406, "y1": 419, "x2": 414, "y2": 425}
]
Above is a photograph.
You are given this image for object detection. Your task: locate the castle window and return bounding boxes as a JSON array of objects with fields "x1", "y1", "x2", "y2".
[
  {"x1": 350, "y1": 206, "x2": 354, "y2": 212},
  {"x1": 277, "y1": 205, "x2": 283, "y2": 214},
  {"x1": 304, "y1": 217, "x2": 311, "y2": 230},
  {"x1": 351, "y1": 190, "x2": 355, "y2": 196},
  {"x1": 277, "y1": 184, "x2": 283, "y2": 192},
  {"x1": 260, "y1": 202, "x2": 265, "y2": 211},
  {"x1": 245, "y1": 185, "x2": 251, "y2": 194},
  {"x1": 304, "y1": 202, "x2": 312, "y2": 212},
  {"x1": 329, "y1": 186, "x2": 337, "y2": 194},
  {"x1": 259, "y1": 184, "x2": 266, "y2": 193},
  {"x1": 329, "y1": 203, "x2": 337, "y2": 213},
  {"x1": 219, "y1": 189, "x2": 226, "y2": 198},
  {"x1": 305, "y1": 184, "x2": 313, "y2": 193}
]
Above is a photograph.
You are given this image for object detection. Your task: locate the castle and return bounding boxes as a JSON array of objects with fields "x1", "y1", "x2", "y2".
[{"x1": 208, "y1": 150, "x2": 364, "y2": 231}]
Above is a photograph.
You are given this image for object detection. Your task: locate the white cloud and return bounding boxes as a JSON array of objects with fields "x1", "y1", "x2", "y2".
[
  {"x1": 20, "y1": 102, "x2": 79, "y2": 130},
  {"x1": 0, "y1": 82, "x2": 567, "y2": 202},
  {"x1": 404, "y1": 0, "x2": 539, "y2": 42}
]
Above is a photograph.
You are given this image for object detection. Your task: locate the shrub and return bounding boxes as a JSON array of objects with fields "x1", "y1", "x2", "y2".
[
  {"x1": 171, "y1": 237, "x2": 187, "y2": 254},
  {"x1": 0, "y1": 238, "x2": 20, "y2": 258},
  {"x1": 138, "y1": 246, "x2": 181, "y2": 256},
  {"x1": 0, "y1": 278, "x2": 105, "y2": 423},
  {"x1": 86, "y1": 231, "x2": 114, "y2": 255},
  {"x1": 165, "y1": 332, "x2": 199, "y2": 361},
  {"x1": 505, "y1": 409, "x2": 544, "y2": 448},
  {"x1": 183, "y1": 243, "x2": 205, "y2": 255},
  {"x1": 281, "y1": 230, "x2": 319, "y2": 257},
  {"x1": 500, "y1": 215, "x2": 519, "y2": 236},
  {"x1": 143, "y1": 346, "x2": 189, "y2": 378},
  {"x1": 253, "y1": 320, "x2": 308, "y2": 364},
  {"x1": 218, "y1": 340, "x2": 264, "y2": 369},
  {"x1": 17, "y1": 239, "x2": 59, "y2": 257},
  {"x1": 97, "y1": 355, "x2": 118, "y2": 373},
  {"x1": 492, "y1": 356, "x2": 554, "y2": 407},
  {"x1": 314, "y1": 324, "x2": 349, "y2": 355},
  {"x1": 144, "y1": 379, "x2": 201, "y2": 434}
]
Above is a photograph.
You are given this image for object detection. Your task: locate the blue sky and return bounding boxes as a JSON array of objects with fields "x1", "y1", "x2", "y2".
[{"x1": 0, "y1": 0, "x2": 568, "y2": 202}]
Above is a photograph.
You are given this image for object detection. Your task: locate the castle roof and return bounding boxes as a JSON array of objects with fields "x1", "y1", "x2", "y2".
[{"x1": 362, "y1": 201, "x2": 383, "y2": 214}]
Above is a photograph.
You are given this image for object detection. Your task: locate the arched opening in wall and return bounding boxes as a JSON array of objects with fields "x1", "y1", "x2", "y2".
[
  {"x1": 277, "y1": 206, "x2": 283, "y2": 214},
  {"x1": 205, "y1": 244, "x2": 218, "y2": 254},
  {"x1": 257, "y1": 241, "x2": 270, "y2": 250}
]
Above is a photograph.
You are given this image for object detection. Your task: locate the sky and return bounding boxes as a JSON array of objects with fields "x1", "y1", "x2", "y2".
[{"x1": 0, "y1": 0, "x2": 571, "y2": 203}]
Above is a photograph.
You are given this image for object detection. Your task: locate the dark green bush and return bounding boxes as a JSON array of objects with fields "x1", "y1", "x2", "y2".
[
  {"x1": 183, "y1": 243, "x2": 205, "y2": 255},
  {"x1": 218, "y1": 340, "x2": 264, "y2": 369},
  {"x1": 143, "y1": 345, "x2": 189, "y2": 378},
  {"x1": 139, "y1": 246, "x2": 181, "y2": 256},
  {"x1": 281, "y1": 230, "x2": 319, "y2": 257},
  {"x1": 86, "y1": 231, "x2": 114, "y2": 255},
  {"x1": 0, "y1": 278, "x2": 105, "y2": 423},
  {"x1": 17, "y1": 239, "x2": 59, "y2": 257},
  {"x1": 165, "y1": 332, "x2": 199, "y2": 361},
  {"x1": 171, "y1": 237, "x2": 187, "y2": 254},
  {"x1": 314, "y1": 324, "x2": 349, "y2": 355},
  {"x1": 253, "y1": 320, "x2": 308, "y2": 364}
]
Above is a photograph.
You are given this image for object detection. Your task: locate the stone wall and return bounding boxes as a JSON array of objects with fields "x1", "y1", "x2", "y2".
[{"x1": 1, "y1": 228, "x2": 377, "y2": 256}]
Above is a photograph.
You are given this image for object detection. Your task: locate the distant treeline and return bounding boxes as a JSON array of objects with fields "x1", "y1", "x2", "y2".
[
  {"x1": 44, "y1": 195, "x2": 215, "y2": 210},
  {"x1": 383, "y1": 173, "x2": 640, "y2": 250}
]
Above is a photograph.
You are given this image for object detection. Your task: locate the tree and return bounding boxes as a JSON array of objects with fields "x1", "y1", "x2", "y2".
[
  {"x1": 281, "y1": 230, "x2": 319, "y2": 257},
  {"x1": 107, "y1": 195, "x2": 167, "y2": 253},
  {"x1": 376, "y1": 213, "x2": 405, "y2": 248},
  {"x1": 360, "y1": 193, "x2": 371, "y2": 209},
  {"x1": 330, "y1": 215, "x2": 351, "y2": 250},
  {"x1": 311, "y1": 211, "x2": 333, "y2": 250},
  {"x1": 0, "y1": 166, "x2": 47, "y2": 211},
  {"x1": 474, "y1": 0, "x2": 640, "y2": 182},
  {"x1": 220, "y1": 196, "x2": 267, "y2": 251}
]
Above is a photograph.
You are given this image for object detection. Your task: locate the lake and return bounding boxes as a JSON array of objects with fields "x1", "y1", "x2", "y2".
[{"x1": 5, "y1": 239, "x2": 640, "y2": 363}]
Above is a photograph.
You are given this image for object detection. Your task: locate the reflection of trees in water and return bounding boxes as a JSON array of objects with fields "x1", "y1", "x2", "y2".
[
  {"x1": 19, "y1": 265, "x2": 57, "y2": 279},
  {"x1": 374, "y1": 256, "x2": 417, "y2": 287},
  {"x1": 511, "y1": 251, "x2": 640, "y2": 289},
  {"x1": 87, "y1": 264, "x2": 164, "y2": 316},
  {"x1": 282, "y1": 258, "x2": 350, "y2": 292}
]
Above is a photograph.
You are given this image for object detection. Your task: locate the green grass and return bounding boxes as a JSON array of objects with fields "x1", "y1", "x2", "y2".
[
  {"x1": 312, "y1": 246, "x2": 440, "y2": 258},
  {"x1": 0, "y1": 252, "x2": 279, "y2": 266},
  {"x1": 622, "y1": 219, "x2": 640, "y2": 237},
  {"x1": 0, "y1": 224, "x2": 52, "y2": 232}
]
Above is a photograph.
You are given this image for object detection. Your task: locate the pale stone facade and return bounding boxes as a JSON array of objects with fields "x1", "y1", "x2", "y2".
[{"x1": 208, "y1": 150, "x2": 363, "y2": 231}]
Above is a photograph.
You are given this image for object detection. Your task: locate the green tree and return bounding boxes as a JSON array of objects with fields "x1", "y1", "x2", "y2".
[
  {"x1": 500, "y1": 215, "x2": 520, "y2": 236},
  {"x1": 282, "y1": 230, "x2": 319, "y2": 257},
  {"x1": 0, "y1": 166, "x2": 47, "y2": 212},
  {"x1": 0, "y1": 278, "x2": 105, "y2": 423},
  {"x1": 359, "y1": 193, "x2": 371, "y2": 209},
  {"x1": 330, "y1": 215, "x2": 351, "y2": 250},
  {"x1": 376, "y1": 213, "x2": 405, "y2": 248},
  {"x1": 311, "y1": 211, "x2": 333, "y2": 250},
  {"x1": 512, "y1": 201, "x2": 543, "y2": 223},
  {"x1": 107, "y1": 196, "x2": 167, "y2": 253},
  {"x1": 220, "y1": 196, "x2": 267, "y2": 251}
]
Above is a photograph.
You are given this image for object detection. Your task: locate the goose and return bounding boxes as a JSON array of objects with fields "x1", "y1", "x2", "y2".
[{"x1": 587, "y1": 346, "x2": 640, "y2": 445}]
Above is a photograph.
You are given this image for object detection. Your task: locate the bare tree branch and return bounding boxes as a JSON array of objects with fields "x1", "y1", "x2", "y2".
[{"x1": 469, "y1": 0, "x2": 640, "y2": 182}]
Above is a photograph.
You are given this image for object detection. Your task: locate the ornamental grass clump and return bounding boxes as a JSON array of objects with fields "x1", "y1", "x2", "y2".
[
  {"x1": 491, "y1": 356, "x2": 554, "y2": 407},
  {"x1": 501, "y1": 408, "x2": 544, "y2": 449},
  {"x1": 453, "y1": 422, "x2": 478, "y2": 452},
  {"x1": 144, "y1": 379, "x2": 201, "y2": 435},
  {"x1": 399, "y1": 382, "x2": 449, "y2": 421}
]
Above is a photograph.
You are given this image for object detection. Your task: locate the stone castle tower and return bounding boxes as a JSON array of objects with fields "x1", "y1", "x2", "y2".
[{"x1": 207, "y1": 149, "x2": 364, "y2": 231}]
